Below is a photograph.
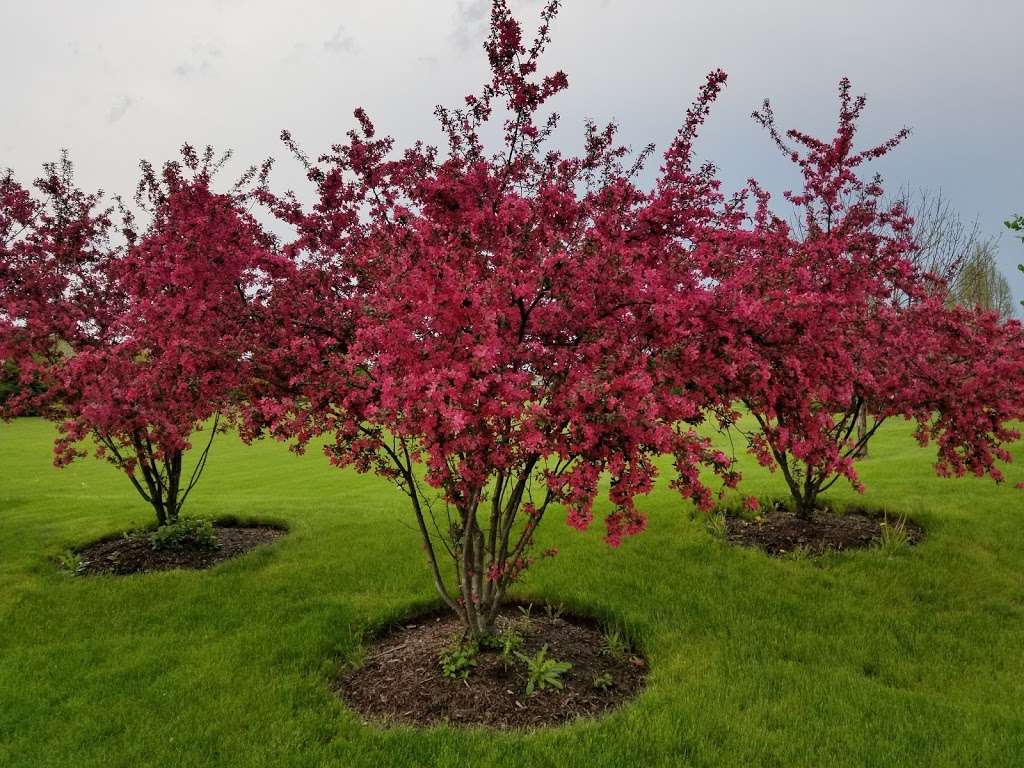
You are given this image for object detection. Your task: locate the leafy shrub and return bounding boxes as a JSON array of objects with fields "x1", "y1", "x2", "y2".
[
  {"x1": 149, "y1": 517, "x2": 218, "y2": 551},
  {"x1": 439, "y1": 644, "x2": 478, "y2": 680},
  {"x1": 515, "y1": 644, "x2": 572, "y2": 694}
]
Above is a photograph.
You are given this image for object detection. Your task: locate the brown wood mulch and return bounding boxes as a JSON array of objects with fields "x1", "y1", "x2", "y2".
[
  {"x1": 338, "y1": 606, "x2": 647, "y2": 729},
  {"x1": 725, "y1": 505, "x2": 924, "y2": 556},
  {"x1": 72, "y1": 524, "x2": 286, "y2": 576}
]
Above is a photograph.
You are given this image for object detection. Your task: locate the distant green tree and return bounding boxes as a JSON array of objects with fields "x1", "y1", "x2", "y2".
[
  {"x1": 952, "y1": 242, "x2": 1015, "y2": 318},
  {"x1": 1008, "y1": 214, "x2": 1024, "y2": 308},
  {"x1": 1008, "y1": 214, "x2": 1024, "y2": 239}
]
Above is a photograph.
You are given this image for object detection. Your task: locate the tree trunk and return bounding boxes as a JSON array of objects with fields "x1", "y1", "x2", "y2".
[
  {"x1": 453, "y1": 500, "x2": 501, "y2": 640},
  {"x1": 165, "y1": 450, "x2": 183, "y2": 524},
  {"x1": 148, "y1": 449, "x2": 184, "y2": 527},
  {"x1": 447, "y1": 480, "x2": 548, "y2": 640},
  {"x1": 396, "y1": 455, "x2": 551, "y2": 642},
  {"x1": 854, "y1": 409, "x2": 869, "y2": 458},
  {"x1": 794, "y1": 491, "x2": 818, "y2": 519},
  {"x1": 153, "y1": 500, "x2": 167, "y2": 527},
  {"x1": 795, "y1": 470, "x2": 820, "y2": 519}
]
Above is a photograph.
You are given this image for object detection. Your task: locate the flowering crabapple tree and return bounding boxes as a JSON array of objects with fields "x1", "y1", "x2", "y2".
[
  {"x1": 253, "y1": 0, "x2": 740, "y2": 638},
  {"x1": 0, "y1": 170, "x2": 43, "y2": 407},
  {"x1": 1, "y1": 148, "x2": 284, "y2": 527},
  {"x1": 708, "y1": 81, "x2": 1024, "y2": 517},
  {"x1": 1, "y1": 155, "x2": 115, "y2": 423}
]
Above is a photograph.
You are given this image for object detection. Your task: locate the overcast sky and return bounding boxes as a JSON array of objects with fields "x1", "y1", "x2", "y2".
[{"x1": 2, "y1": 1, "x2": 1022, "y2": 303}]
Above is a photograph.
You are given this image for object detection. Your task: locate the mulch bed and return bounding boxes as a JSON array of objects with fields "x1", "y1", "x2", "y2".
[
  {"x1": 338, "y1": 606, "x2": 647, "y2": 729},
  {"x1": 725, "y1": 505, "x2": 924, "y2": 556},
  {"x1": 73, "y1": 524, "x2": 286, "y2": 576}
]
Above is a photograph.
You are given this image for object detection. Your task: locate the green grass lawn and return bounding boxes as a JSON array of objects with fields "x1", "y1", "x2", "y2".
[{"x1": 2, "y1": 417, "x2": 1023, "y2": 767}]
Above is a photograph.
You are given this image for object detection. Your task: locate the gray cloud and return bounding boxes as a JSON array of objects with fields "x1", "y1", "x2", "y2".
[
  {"x1": 107, "y1": 96, "x2": 134, "y2": 124},
  {"x1": 452, "y1": 0, "x2": 489, "y2": 51},
  {"x1": 324, "y1": 24, "x2": 356, "y2": 54},
  {"x1": 173, "y1": 42, "x2": 223, "y2": 78},
  {"x1": 1, "y1": 0, "x2": 1021, "y2": 306}
]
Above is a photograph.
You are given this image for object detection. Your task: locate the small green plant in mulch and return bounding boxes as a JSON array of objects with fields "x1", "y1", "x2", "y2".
[
  {"x1": 502, "y1": 630, "x2": 526, "y2": 664},
  {"x1": 149, "y1": 517, "x2": 218, "y2": 551},
  {"x1": 544, "y1": 602, "x2": 566, "y2": 621},
  {"x1": 600, "y1": 624, "x2": 632, "y2": 662},
  {"x1": 55, "y1": 549, "x2": 83, "y2": 574},
  {"x1": 479, "y1": 625, "x2": 525, "y2": 668},
  {"x1": 592, "y1": 672, "x2": 615, "y2": 691},
  {"x1": 516, "y1": 644, "x2": 572, "y2": 694},
  {"x1": 439, "y1": 644, "x2": 479, "y2": 681},
  {"x1": 511, "y1": 602, "x2": 536, "y2": 635}
]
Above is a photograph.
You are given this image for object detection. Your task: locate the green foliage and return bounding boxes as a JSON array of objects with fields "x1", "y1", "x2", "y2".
[
  {"x1": 480, "y1": 626, "x2": 524, "y2": 667},
  {"x1": 786, "y1": 543, "x2": 815, "y2": 562},
  {"x1": 515, "y1": 644, "x2": 572, "y2": 694},
  {"x1": 877, "y1": 516, "x2": 911, "y2": 557},
  {"x1": 600, "y1": 625, "x2": 632, "y2": 662},
  {"x1": 1008, "y1": 214, "x2": 1024, "y2": 308},
  {"x1": 477, "y1": 633, "x2": 501, "y2": 651},
  {"x1": 499, "y1": 634, "x2": 524, "y2": 663},
  {"x1": 950, "y1": 243, "x2": 1015, "y2": 318},
  {"x1": 513, "y1": 603, "x2": 536, "y2": 635},
  {"x1": 543, "y1": 602, "x2": 565, "y2": 621},
  {"x1": 438, "y1": 644, "x2": 478, "y2": 681},
  {"x1": 704, "y1": 511, "x2": 728, "y2": 539},
  {"x1": 148, "y1": 517, "x2": 217, "y2": 551},
  {"x1": 54, "y1": 549, "x2": 83, "y2": 574},
  {"x1": 1006, "y1": 214, "x2": 1023, "y2": 240},
  {"x1": 592, "y1": 672, "x2": 615, "y2": 691},
  {"x1": 499, "y1": 630, "x2": 524, "y2": 660}
]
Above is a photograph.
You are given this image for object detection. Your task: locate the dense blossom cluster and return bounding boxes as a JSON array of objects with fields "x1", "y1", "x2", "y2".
[{"x1": 2, "y1": 0, "x2": 1022, "y2": 634}]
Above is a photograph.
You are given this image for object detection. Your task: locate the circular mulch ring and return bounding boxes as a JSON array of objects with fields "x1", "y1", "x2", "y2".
[
  {"x1": 725, "y1": 505, "x2": 924, "y2": 556},
  {"x1": 72, "y1": 522, "x2": 287, "y2": 576},
  {"x1": 338, "y1": 605, "x2": 648, "y2": 729}
]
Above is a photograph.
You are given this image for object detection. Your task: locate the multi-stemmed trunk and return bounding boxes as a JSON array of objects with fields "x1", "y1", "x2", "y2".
[
  {"x1": 373, "y1": 431, "x2": 565, "y2": 640},
  {"x1": 419, "y1": 472, "x2": 556, "y2": 640},
  {"x1": 131, "y1": 442, "x2": 185, "y2": 526},
  {"x1": 748, "y1": 397, "x2": 883, "y2": 520},
  {"x1": 447, "y1": 475, "x2": 555, "y2": 639},
  {"x1": 93, "y1": 417, "x2": 219, "y2": 528},
  {"x1": 792, "y1": 480, "x2": 822, "y2": 520}
]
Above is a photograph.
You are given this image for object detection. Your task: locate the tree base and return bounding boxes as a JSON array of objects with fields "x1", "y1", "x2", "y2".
[
  {"x1": 68, "y1": 521, "x2": 287, "y2": 576},
  {"x1": 723, "y1": 504, "x2": 924, "y2": 556},
  {"x1": 337, "y1": 603, "x2": 647, "y2": 729}
]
